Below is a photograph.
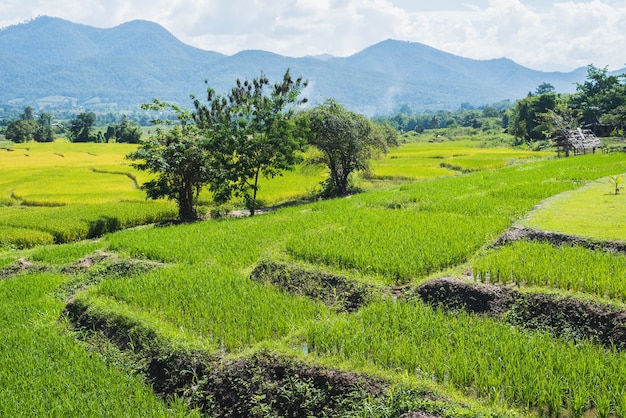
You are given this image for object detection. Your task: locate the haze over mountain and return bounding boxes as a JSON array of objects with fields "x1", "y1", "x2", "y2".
[{"x1": 0, "y1": 16, "x2": 610, "y2": 115}]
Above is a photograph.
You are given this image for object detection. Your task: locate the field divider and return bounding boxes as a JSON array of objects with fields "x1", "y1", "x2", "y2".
[
  {"x1": 492, "y1": 225, "x2": 626, "y2": 254},
  {"x1": 412, "y1": 277, "x2": 626, "y2": 349},
  {"x1": 90, "y1": 167, "x2": 140, "y2": 189},
  {"x1": 57, "y1": 252, "x2": 490, "y2": 416}
]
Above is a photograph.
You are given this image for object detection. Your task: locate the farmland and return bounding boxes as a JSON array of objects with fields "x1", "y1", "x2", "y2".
[{"x1": 2, "y1": 139, "x2": 626, "y2": 417}]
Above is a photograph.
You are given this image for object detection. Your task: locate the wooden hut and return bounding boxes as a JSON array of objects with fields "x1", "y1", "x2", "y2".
[{"x1": 553, "y1": 128, "x2": 602, "y2": 156}]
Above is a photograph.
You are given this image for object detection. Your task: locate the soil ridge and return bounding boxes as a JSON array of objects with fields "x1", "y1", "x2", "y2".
[
  {"x1": 415, "y1": 277, "x2": 626, "y2": 349},
  {"x1": 251, "y1": 260, "x2": 375, "y2": 312},
  {"x1": 494, "y1": 225, "x2": 626, "y2": 254},
  {"x1": 62, "y1": 298, "x2": 391, "y2": 417}
]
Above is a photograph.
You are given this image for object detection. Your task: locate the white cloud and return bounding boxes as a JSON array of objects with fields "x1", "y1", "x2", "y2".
[
  {"x1": 0, "y1": 0, "x2": 624, "y2": 71},
  {"x1": 397, "y1": 0, "x2": 626, "y2": 71}
]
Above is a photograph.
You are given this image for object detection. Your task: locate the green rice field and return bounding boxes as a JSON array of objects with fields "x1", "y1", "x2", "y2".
[
  {"x1": 520, "y1": 175, "x2": 626, "y2": 242},
  {"x1": 2, "y1": 139, "x2": 626, "y2": 417}
]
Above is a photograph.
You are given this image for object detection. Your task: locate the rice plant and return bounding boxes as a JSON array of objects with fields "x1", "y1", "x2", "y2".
[
  {"x1": 0, "y1": 273, "x2": 196, "y2": 417},
  {"x1": 84, "y1": 264, "x2": 329, "y2": 352},
  {"x1": 473, "y1": 241, "x2": 626, "y2": 299},
  {"x1": 305, "y1": 300, "x2": 626, "y2": 415}
]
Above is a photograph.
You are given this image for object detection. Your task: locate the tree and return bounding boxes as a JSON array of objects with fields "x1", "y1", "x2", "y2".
[
  {"x1": 538, "y1": 98, "x2": 582, "y2": 140},
  {"x1": 373, "y1": 123, "x2": 400, "y2": 148},
  {"x1": 127, "y1": 101, "x2": 219, "y2": 221},
  {"x1": 104, "y1": 126, "x2": 116, "y2": 142},
  {"x1": 4, "y1": 106, "x2": 44, "y2": 143},
  {"x1": 20, "y1": 106, "x2": 35, "y2": 121},
  {"x1": 129, "y1": 69, "x2": 308, "y2": 219},
  {"x1": 194, "y1": 69, "x2": 308, "y2": 215},
  {"x1": 34, "y1": 112, "x2": 54, "y2": 142},
  {"x1": 68, "y1": 111, "x2": 96, "y2": 142},
  {"x1": 507, "y1": 93, "x2": 558, "y2": 144},
  {"x1": 304, "y1": 99, "x2": 386, "y2": 197},
  {"x1": 600, "y1": 105, "x2": 626, "y2": 136},
  {"x1": 106, "y1": 115, "x2": 142, "y2": 143},
  {"x1": 535, "y1": 82, "x2": 556, "y2": 95},
  {"x1": 570, "y1": 65, "x2": 626, "y2": 125},
  {"x1": 5, "y1": 119, "x2": 37, "y2": 143}
]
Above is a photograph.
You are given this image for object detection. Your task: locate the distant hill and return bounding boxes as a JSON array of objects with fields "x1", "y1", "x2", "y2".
[{"x1": 0, "y1": 16, "x2": 618, "y2": 115}]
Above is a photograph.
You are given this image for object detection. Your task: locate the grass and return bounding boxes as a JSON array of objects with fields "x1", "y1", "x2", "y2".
[
  {"x1": 520, "y1": 174, "x2": 626, "y2": 241},
  {"x1": 0, "y1": 225, "x2": 55, "y2": 248},
  {"x1": 0, "y1": 273, "x2": 197, "y2": 417},
  {"x1": 0, "y1": 140, "x2": 179, "y2": 247},
  {"x1": 0, "y1": 201, "x2": 177, "y2": 244},
  {"x1": 83, "y1": 264, "x2": 330, "y2": 352},
  {"x1": 0, "y1": 142, "x2": 325, "y2": 248},
  {"x1": 0, "y1": 140, "x2": 553, "y2": 249},
  {"x1": 95, "y1": 152, "x2": 626, "y2": 414}
]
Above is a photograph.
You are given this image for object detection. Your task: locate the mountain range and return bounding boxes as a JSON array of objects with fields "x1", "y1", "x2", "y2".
[{"x1": 0, "y1": 16, "x2": 615, "y2": 115}]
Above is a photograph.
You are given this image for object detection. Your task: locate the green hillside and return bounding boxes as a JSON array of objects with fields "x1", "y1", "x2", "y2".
[{"x1": 0, "y1": 16, "x2": 602, "y2": 114}]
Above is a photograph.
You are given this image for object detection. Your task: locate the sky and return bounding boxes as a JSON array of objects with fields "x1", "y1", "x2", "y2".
[{"x1": 1, "y1": 0, "x2": 625, "y2": 72}]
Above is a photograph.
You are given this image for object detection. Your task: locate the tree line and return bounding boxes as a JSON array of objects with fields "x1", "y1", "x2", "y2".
[
  {"x1": 128, "y1": 69, "x2": 398, "y2": 221},
  {"x1": 2, "y1": 108, "x2": 143, "y2": 144},
  {"x1": 373, "y1": 102, "x2": 511, "y2": 133},
  {"x1": 376, "y1": 65, "x2": 626, "y2": 147},
  {"x1": 3, "y1": 106, "x2": 55, "y2": 143},
  {"x1": 507, "y1": 65, "x2": 626, "y2": 144}
]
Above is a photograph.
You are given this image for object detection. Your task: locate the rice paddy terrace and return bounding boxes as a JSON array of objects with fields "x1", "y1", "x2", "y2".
[{"x1": 1, "y1": 139, "x2": 625, "y2": 417}]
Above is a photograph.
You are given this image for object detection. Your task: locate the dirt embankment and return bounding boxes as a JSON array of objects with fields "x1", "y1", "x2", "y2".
[
  {"x1": 494, "y1": 225, "x2": 626, "y2": 254},
  {"x1": 0, "y1": 258, "x2": 48, "y2": 278},
  {"x1": 251, "y1": 260, "x2": 376, "y2": 312},
  {"x1": 63, "y1": 297, "x2": 388, "y2": 417},
  {"x1": 58, "y1": 256, "x2": 456, "y2": 417},
  {"x1": 414, "y1": 278, "x2": 626, "y2": 349},
  {"x1": 251, "y1": 259, "x2": 626, "y2": 349}
]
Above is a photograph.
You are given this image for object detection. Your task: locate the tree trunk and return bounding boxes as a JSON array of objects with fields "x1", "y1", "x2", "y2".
[
  {"x1": 178, "y1": 180, "x2": 197, "y2": 221},
  {"x1": 249, "y1": 168, "x2": 261, "y2": 216}
]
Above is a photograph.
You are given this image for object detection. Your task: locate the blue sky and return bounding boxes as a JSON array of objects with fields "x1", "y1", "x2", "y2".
[{"x1": 1, "y1": 0, "x2": 624, "y2": 72}]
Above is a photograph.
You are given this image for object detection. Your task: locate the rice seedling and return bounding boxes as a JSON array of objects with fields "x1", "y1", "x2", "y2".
[
  {"x1": 3, "y1": 143, "x2": 626, "y2": 416},
  {"x1": 0, "y1": 225, "x2": 55, "y2": 248},
  {"x1": 473, "y1": 241, "x2": 626, "y2": 299},
  {"x1": 369, "y1": 140, "x2": 552, "y2": 179},
  {"x1": 29, "y1": 240, "x2": 104, "y2": 265},
  {"x1": 0, "y1": 272, "x2": 196, "y2": 417},
  {"x1": 83, "y1": 264, "x2": 329, "y2": 352},
  {"x1": 0, "y1": 201, "x2": 177, "y2": 243},
  {"x1": 305, "y1": 299, "x2": 626, "y2": 415}
]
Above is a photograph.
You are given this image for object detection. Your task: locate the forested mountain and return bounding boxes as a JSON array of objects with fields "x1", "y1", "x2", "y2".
[{"x1": 0, "y1": 16, "x2": 617, "y2": 115}]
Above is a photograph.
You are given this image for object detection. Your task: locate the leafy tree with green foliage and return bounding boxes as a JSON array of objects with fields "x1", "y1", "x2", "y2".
[
  {"x1": 104, "y1": 126, "x2": 116, "y2": 142},
  {"x1": 20, "y1": 106, "x2": 35, "y2": 121},
  {"x1": 34, "y1": 112, "x2": 54, "y2": 142},
  {"x1": 372, "y1": 123, "x2": 400, "y2": 148},
  {"x1": 105, "y1": 115, "x2": 142, "y2": 143},
  {"x1": 127, "y1": 101, "x2": 219, "y2": 221},
  {"x1": 5, "y1": 119, "x2": 37, "y2": 143},
  {"x1": 570, "y1": 65, "x2": 626, "y2": 125},
  {"x1": 4, "y1": 106, "x2": 46, "y2": 143},
  {"x1": 535, "y1": 82, "x2": 556, "y2": 95},
  {"x1": 68, "y1": 111, "x2": 96, "y2": 142},
  {"x1": 303, "y1": 99, "x2": 387, "y2": 197},
  {"x1": 600, "y1": 105, "x2": 626, "y2": 136},
  {"x1": 537, "y1": 98, "x2": 582, "y2": 141},
  {"x1": 129, "y1": 69, "x2": 307, "y2": 219},
  {"x1": 507, "y1": 93, "x2": 558, "y2": 144},
  {"x1": 193, "y1": 69, "x2": 308, "y2": 215}
]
